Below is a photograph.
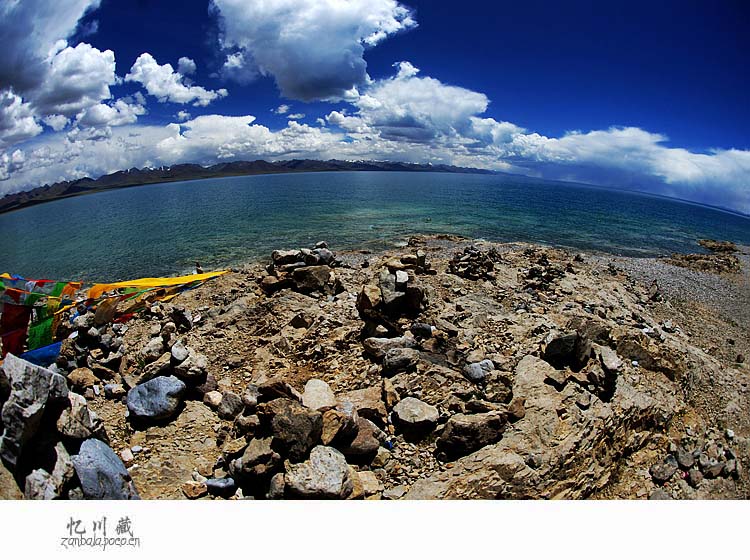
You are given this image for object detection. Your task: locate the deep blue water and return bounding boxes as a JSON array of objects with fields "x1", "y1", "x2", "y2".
[{"x1": 0, "y1": 171, "x2": 748, "y2": 282}]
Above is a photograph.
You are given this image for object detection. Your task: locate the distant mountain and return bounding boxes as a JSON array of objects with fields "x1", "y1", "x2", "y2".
[{"x1": 0, "y1": 159, "x2": 497, "y2": 215}]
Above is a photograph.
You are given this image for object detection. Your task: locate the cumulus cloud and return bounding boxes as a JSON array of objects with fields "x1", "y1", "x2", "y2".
[
  {"x1": 31, "y1": 42, "x2": 117, "y2": 117},
  {"x1": 75, "y1": 96, "x2": 146, "y2": 128},
  {"x1": 287, "y1": 113, "x2": 305, "y2": 120},
  {"x1": 177, "y1": 57, "x2": 197, "y2": 76},
  {"x1": 0, "y1": 90, "x2": 44, "y2": 148},
  {"x1": 273, "y1": 104, "x2": 290, "y2": 115},
  {"x1": 125, "y1": 53, "x2": 228, "y2": 107},
  {"x1": 211, "y1": 0, "x2": 417, "y2": 101},
  {"x1": 0, "y1": 0, "x2": 102, "y2": 94}
]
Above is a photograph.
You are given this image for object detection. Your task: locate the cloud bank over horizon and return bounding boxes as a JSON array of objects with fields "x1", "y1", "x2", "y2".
[{"x1": 0, "y1": 0, "x2": 748, "y2": 214}]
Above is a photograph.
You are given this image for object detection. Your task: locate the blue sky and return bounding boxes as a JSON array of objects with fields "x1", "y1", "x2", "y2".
[{"x1": 1, "y1": 0, "x2": 748, "y2": 213}]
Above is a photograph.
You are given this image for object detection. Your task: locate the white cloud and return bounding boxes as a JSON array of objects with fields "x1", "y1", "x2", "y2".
[
  {"x1": 0, "y1": 90, "x2": 43, "y2": 148},
  {"x1": 287, "y1": 113, "x2": 305, "y2": 120},
  {"x1": 177, "y1": 57, "x2": 197, "y2": 76},
  {"x1": 76, "y1": 97, "x2": 146, "y2": 128},
  {"x1": 176, "y1": 110, "x2": 191, "y2": 122},
  {"x1": 0, "y1": 149, "x2": 25, "y2": 181},
  {"x1": 43, "y1": 114, "x2": 70, "y2": 132},
  {"x1": 125, "y1": 53, "x2": 228, "y2": 107},
  {"x1": 31, "y1": 42, "x2": 117, "y2": 117},
  {"x1": 273, "y1": 104, "x2": 290, "y2": 115},
  {"x1": 211, "y1": 0, "x2": 417, "y2": 101}
]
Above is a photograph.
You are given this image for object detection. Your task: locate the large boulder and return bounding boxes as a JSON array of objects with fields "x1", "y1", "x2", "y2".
[
  {"x1": 126, "y1": 376, "x2": 186, "y2": 422},
  {"x1": 284, "y1": 446, "x2": 353, "y2": 499},
  {"x1": 382, "y1": 348, "x2": 420, "y2": 375},
  {"x1": 0, "y1": 354, "x2": 68, "y2": 470},
  {"x1": 72, "y1": 438, "x2": 140, "y2": 499},
  {"x1": 436, "y1": 411, "x2": 507, "y2": 460},
  {"x1": 292, "y1": 266, "x2": 335, "y2": 294}
]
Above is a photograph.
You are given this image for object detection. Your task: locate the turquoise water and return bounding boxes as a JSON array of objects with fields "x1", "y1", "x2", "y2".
[{"x1": 0, "y1": 171, "x2": 748, "y2": 281}]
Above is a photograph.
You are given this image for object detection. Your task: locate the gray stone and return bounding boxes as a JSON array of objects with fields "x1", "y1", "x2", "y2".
[
  {"x1": 675, "y1": 446, "x2": 694, "y2": 470},
  {"x1": 126, "y1": 376, "x2": 186, "y2": 422},
  {"x1": 72, "y1": 438, "x2": 139, "y2": 499},
  {"x1": 285, "y1": 446, "x2": 353, "y2": 499},
  {"x1": 205, "y1": 477, "x2": 236, "y2": 497},
  {"x1": 382, "y1": 348, "x2": 420, "y2": 375},
  {"x1": 231, "y1": 437, "x2": 281, "y2": 482},
  {"x1": 302, "y1": 379, "x2": 337, "y2": 412},
  {"x1": 0, "y1": 354, "x2": 68, "y2": 469},
  {"x1": 174, "y1": 350, "x2": 208, "y2": 381},
  {"x1": 170, "y1": 340, "x2": 189, "y2": 363},
  {"x1": 57, "y1": 392, "x2": 105, "y2": 440},
  {"x1": 242, "y1": 384, "x2": 260, "y2": 410},
  {"x1": 410, "y1": 323, "x2": 434, "y2": 339},
  {"x1": 649, "y1": 461, "x2": 678, "y2": 484},
  {"x1": 362, "y1": 336, "x2": 417, "y2": 361},
  {"x1": 217, "y1": 392, "x2": 243, "y2": 420},
  {"x1": 292, "y1": 265, "x2": 333, "y2": 294},
  {"x1": 462, "y1": 359, "x2": 495, "y2": 382},
  {"x1": 24, "y1": 441, "x2": 74, "y2": 500},
  {"x1": 104, "y1": 383, "x2": 126, "y2": 399},
  {"x1": 392, "y1": 397, "x2": 439, "y2": 439},
  {"x1": 140, "y1": 337, "x2": 165, "y2": 363},
  {"x1": 598, "y1": 345, "x2": 623, "y2": 373},
  {"x1": 648, "y1": 488, "x2": 672, "y2": 500},
  {"x1": 687, "y1": 468, "x2": 703, "y2": 488}
]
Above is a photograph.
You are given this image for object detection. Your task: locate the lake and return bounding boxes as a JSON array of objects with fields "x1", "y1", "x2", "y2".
[{"x1": 1, "y1": 171, "x2": 748, "y2": 281}]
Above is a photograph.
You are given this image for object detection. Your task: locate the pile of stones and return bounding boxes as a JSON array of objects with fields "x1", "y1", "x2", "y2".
[
  {"x1": 259, "y1": 242, "x2": 344, "y2": 296},
  {"x1": 447, "y1": 246, "x2": 500, "y2": 280}
]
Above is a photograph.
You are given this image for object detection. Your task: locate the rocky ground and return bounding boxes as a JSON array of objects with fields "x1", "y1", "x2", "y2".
[{"x1": 1, "y1": 236, "x2": 748, "y2": 500}]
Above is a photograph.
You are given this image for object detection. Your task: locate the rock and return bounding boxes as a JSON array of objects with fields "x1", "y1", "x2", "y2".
[
  {"x1": 687, "y1": 468, "x2": 703, "y2": 488},
  {"x1": 436, "y1": 411, "x2": 507, "y2": 460},
  {"x1": 23, "y1": 442, "x2": 74, "y2": 500},
  {"x1": 203, "y1": 390, "x2": 223, "y2": 408},
  {"x1": 72, "y1": 438, "x2": 139, "y2": 499},
  {"x1": 0, "y1": 354, "x2": 69, "y2": 470},
  {"x1": 392, "y1": 397, "x2": 439, "y2": 439},
  {"x1": 257, "y1": 378, "x2": 302, "y2": 402},
  {"x1": 321, "y1": 402, "x2": 359, "y2": 446},
  {"x1": 242, "y1": 384, "x2": 260, "y2": 410},
  {"x1": 507, "y1": 397, "x2": 526, "y2": 421},
  {"x1": 235, "y1": 413, "x2": 260, "y2": 436},
  {"x1": 260, "y1": 275, "x2": 294, "y2": 294},
  {"x1": 67, "y1": 367, "x2": 98, "y2": 389},
  {"x1": 356, "y1": 284, "x2": 382, "y2": 312},
  {"x1": 141, "y1": 352, "x2": 171, "y2": 382},
  {"x1": 171, "y1": 340, "x2": 189, "y2": 363},
  {"x1": 57, "y1": 392, "x2": 105, "y2": 440},
  {"x1": 362, "y1": 336, "x2": 417, "y2": 361},
  {"x1": 232, "y1": 437, "x2": 281, "y2": 483},
  {"x1": 258, "y1": 398, "x2": 322, "y2": 462},
  {"x1": 290, "y1": 312, "x2": 313, "y2": 329},
  {"x1": 217, "y1": 392, "x2": 243, "y2": 420},
  {"x1": 649, "y1": 460, "x2": 678, "y2": 484},
  {"x1": 174, "y1": 350, "x2": 208, "y2": 381},
  {"x1": 381, "y1": 378, "x2": 399, "y2": 410},
  {"x1": 141, "y1": 337, "x2": 165, "y2": 363},
  {"x1": 648, "y1": 488, "x2": 672, "y2": 500},
  {"x1": 703, "y1": 460, "x2": 725, "y2": 479},
  {"x1": 597, "y1": 345, "x2": 623, "y2": 373},
  {"x1": 272, "y1": 249, "x2": 302, "y2": 265},
  {"x1": 182, "y1": 481, "x2": 207, "y2": 499},
  {"x1": 543, "y1": 332, "x2": 591, "y2": 371},
  {"x1": 292, "y1": 265, "x2": 334, "y2": 294},
  {"x1": 205, "y1": 477, "x2": 236, "y2": 497},
  {"x1": 410, "y1": 323, "x2": 433, "y2": 339},
  {"x1": 340, "y1": 418, "x2": 383, "y2": 464},
  {"x1": 382, "y1": 348, "x2": 420, "y2": 375},
  {"x1": 126, "y1": 376, "x2": 186, "y2": 422},
  {"x1": 120, "y1": 448, "x2": 134, "y2": 464},
  {"x1": 462, "y1": 359, "x2": 495, "y2": 382},
  {"x1": 338, "y1": 386, "x2": 387, "y2": 426},
  {"x1": 675, "y1": 446, "x2": 695, "y2": 470},
  {"x1": 0, "y1": 461, "x2": 22, "y2": 499},
  {"x1": 302, "y1": 379, "x2": 337, "y2": 412},
  {"x1": 358, "y1": 471, "x2": 383, "y2": 497},
  {"x1": 383, "y1": 485, "x2": 408, "y2": 500},
  {"x1": 284, "y1": 446, "x2": 353, "y2": 499},
  {"x1": 266, "y1": 472, "x2": 286, "y2": 499}
]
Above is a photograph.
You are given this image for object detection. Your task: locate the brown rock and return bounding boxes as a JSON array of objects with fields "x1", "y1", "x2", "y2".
[
  {"x1": 182, "y1": 481, "x2": 207, "y2": 499},
  {"x1": 67, "y1": 368, "x2": 98, "y2": 389}
]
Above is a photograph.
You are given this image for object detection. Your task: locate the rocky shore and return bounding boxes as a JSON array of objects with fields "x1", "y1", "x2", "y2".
[{"x1": 1, "y1": 235, "x2": 748, "y2": 500}]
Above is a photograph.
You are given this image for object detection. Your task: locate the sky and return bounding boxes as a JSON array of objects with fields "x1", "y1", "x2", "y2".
[{"x1": 0, "y1": 0, "x2": 748, "y2": 213}]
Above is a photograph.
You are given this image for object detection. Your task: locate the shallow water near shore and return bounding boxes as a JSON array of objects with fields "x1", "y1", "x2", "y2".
[{"x1": 0, "y1": 170, "x2": 748, "y2": 281}]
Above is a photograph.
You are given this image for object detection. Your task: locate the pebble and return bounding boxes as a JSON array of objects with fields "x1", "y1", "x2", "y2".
[{"x1": 119, "y1": 448, "x2": 134, "y2": 463}]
